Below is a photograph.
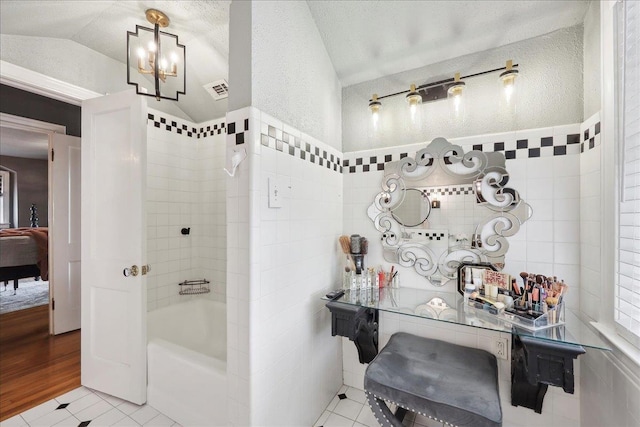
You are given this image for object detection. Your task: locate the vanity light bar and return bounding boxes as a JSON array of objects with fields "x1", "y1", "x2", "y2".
[{"x1": 368, "y1": 61, "x2": 519, "y2": 103}]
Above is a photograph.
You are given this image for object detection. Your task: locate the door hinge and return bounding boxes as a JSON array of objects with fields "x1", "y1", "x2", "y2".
[
  {"x1": 52, "y1": 298, "x2": 55, "y2": 310},
  {"x1": 51, "y1": 148, "x2": 55, "y2": 162}
]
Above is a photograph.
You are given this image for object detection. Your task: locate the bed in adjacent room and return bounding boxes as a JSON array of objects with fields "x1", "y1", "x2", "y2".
[{"x1": 0, "y1": 227, "x2": 48, "y2": 294}]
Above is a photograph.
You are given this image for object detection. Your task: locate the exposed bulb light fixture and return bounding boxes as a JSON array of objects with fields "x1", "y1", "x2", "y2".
[
  {"x1": 366, "y1": 61, "x2": 519, "y2": 120},
  {"x1": 369, "y1": 94, "x2": 382, "y2": 129},
  {"x1": 406, "y1": 84, "x2": 422, "y2": 123},
  {"x1": 447, "y1": 72, "x2": 465, "y2": 114},
  {"x1": 499, "y1": 59, "x2": 518, "y2": 103},
  {"x1": 127, "y1": 9, "x2": 186, "y2": 101}
]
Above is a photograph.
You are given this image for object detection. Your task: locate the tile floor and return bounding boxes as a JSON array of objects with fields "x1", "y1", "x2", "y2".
[
  {"x1": 313, "y1": 385, "x2": 443, "y2": 427},
  {"x1": 2, "y1": 384, "x2": 442, "y2": 427},
  {"x1": 0, "y1": 387, "x2": 178, "y2": 427}
]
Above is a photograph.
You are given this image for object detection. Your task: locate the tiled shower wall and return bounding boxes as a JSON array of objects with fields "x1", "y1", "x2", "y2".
[
  {"x1": 146, "y1": 109, "x2": 226, "y2": 311},
  {"x1": 225, "y1": 107, "x2": 343, "y2": 426},
  {"x1": 342, "y1": 122, "x2": 588, "y2": 426}
]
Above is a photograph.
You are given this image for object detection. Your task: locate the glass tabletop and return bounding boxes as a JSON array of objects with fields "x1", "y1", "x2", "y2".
[{"x1": 323, "y1": 287, "x2": 611, "y2": 351}]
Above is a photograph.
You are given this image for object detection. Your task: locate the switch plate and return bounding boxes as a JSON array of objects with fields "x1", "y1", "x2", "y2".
[{"x1": 268, "y1": 177, "x2": 281, "y2": 208}]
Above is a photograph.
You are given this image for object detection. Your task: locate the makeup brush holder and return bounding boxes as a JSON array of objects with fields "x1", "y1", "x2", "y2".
[
  {"x1": 352, "y1": 254, "x2": 365, "y2": 275},
  {"x1": 502, "y1": 298, "x2": 565, "y2": 330}
]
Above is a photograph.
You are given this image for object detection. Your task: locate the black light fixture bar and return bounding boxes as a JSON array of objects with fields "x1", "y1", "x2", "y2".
[{"x1": 370, "y1": 63, "x2": 520, "y2": 102}]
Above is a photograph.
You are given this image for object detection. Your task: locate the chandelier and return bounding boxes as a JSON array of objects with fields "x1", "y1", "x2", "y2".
[{"x1": 127, "y1": 9, "x2": 186, "y2": 101}]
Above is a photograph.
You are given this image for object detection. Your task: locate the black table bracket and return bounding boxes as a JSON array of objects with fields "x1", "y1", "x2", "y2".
[
  {"x1": 511, "y1": 333, "x2": 585, "y2": 413},
  {"x1": 326, "y1": 300, "x2": 379, "y2": 363}
]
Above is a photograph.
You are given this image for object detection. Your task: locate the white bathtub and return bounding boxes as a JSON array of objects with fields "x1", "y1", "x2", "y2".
[{"x1": 147, "y1": 299, "x2": 227, "y2": 426}]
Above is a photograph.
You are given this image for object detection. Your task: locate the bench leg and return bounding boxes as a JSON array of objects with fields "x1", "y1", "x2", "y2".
[
  {"x1": 366, "y1": 392, "x2": 407, "y2": 427},
  {"x1": 13, "y1": 279, "x2": 18, "y2": 295}
]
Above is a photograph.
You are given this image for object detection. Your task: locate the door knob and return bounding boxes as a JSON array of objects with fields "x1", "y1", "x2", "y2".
[
  {"x1": 123, "y1": 265, "x2": 139, "y2": 277},
  {"x1": 141, "y1": 264, "x2": 151, "y2": 275}
]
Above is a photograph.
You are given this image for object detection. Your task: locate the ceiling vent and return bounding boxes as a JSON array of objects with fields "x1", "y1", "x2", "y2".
[{"x1": 204, "y1": 79, "x2": 229, "y2": 101}]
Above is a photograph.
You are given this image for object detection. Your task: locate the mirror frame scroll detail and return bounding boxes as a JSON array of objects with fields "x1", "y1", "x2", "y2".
[{"x1": 367, "y1": 137, "x2": 532, "y2": 285}]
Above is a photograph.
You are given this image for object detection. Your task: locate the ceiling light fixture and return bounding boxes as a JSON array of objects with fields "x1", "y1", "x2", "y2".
[{"x1": 127, "y1": 9, "x2": 186, "y2": 101}]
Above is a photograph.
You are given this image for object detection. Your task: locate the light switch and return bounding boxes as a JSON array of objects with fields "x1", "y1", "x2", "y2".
[{"x1": 268, "y1": 177, "x2": 281, "y2": 208}]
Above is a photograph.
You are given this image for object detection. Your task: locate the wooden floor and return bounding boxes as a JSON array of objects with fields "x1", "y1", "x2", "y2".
[{"x1": 0, "y1": 305, "x2": 80, "y2": 421}]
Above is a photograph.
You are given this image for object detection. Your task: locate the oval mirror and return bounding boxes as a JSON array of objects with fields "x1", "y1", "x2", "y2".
[{"x1": 390, "y1": 188, "x2": 431, "y2": 227}]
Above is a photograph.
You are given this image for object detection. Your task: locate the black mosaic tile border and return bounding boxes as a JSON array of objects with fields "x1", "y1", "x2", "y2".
[
  {"x1": 412, "y1": 231, "x2": 447, "y2": 241},
  {"x1": 424, "y1": 186, "x2": 474, "y2": 196},
  {"x1": 343, "y1": 132, "x2": 587, "y2": 174},
  {"x1": 147, "y1": 113, "x2": 227, "y2": 139},
  {"x1": 228, "y1": 118, "x2": 249, "y2": 145},
  {"x1": 260, "y1": 125, "x2": 342, "y2": 173},
  {"x1": 581, "y1": 121, "x2": 601, "y2": 153}
]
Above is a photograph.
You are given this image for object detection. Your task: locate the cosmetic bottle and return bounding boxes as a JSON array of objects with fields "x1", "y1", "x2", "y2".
[{"x1": 464, "y1": 268, "x2": 476, "y2": 309}]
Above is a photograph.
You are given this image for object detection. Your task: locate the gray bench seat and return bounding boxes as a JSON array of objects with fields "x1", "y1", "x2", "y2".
[{"x1": 364, "y1": 332, "x2": 502, "y2": 427}]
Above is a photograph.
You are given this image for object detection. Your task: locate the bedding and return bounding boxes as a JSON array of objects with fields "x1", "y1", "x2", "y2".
[{"x1": 0, "y1": 228, "x2": 48, "y2": 290}]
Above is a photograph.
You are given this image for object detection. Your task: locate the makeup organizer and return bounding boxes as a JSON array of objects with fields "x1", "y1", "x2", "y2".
[{"x1": 458, "y1": 265, "x2": 568, "y2": 331}]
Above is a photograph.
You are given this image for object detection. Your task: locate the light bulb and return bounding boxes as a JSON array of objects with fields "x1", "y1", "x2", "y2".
[
  {"x1": 160, "y1": 58, "x2": 168, "y2": 71},
  {"x1": 504, "y1": 82, "x2": 514, "y2": 103},
  {"x1": 409, "y1": 102, "x2": 418, "y2": 122},
  {"x1": 453, "y1": 94, "x2": 462, "y2": 112},
  {"x1": 170, "y1": 52, "x2": 179, "y2": 63},
  {"x1": 148, "y1": 41, "x2": 156, "y2": 52},
  {"x1": 499, "y1": 60, "x2": 518, "y2": 105},
  {"x1": 137, "y1": 47, "x2": 146, "y2": 59}
]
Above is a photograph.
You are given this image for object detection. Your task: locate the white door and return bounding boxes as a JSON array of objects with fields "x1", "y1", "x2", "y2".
[
  {"x1": 81, "y1": 90, "x2": 148, "y2": 404},
  {"x1": 50, "y1": 133, "x2": 81, "y2": 334}
]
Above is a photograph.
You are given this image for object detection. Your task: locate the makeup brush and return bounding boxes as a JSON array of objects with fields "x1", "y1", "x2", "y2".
[{"x1": 519, "y1": 272, "x2": 528, "y2": 289}]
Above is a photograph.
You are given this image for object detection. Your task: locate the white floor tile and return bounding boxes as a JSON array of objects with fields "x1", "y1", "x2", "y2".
[
  {"x1": 74, "y1": 400, "x2": 114, "y2": 422},
  {"x1": 94, "y1": 391, "x2": 126, "y2": 407},
  {"x1": 87, "y1": 408, "x2": 127, "y2": 426},
  {"x1": 414, "y1": 413, "x2": 443, "y2": 427},
  {"x1": 143, "y1": 413, "x2": 174, "y2": 426},
  {"x1": 52, "y1": 415, "x2": 81, "y2": 426},
  {"x1": 313, "y1": 410, "x2": 331, "y2": 427},
  {"x1": 346, "y1": 387, "x2": 367, "y2": 404},
  {"x1": 323, "y1": 412, "x2": 355, "y2": 427},
  {"x1": 116, "y1": 401, "x2": 144, "y2": 416},
  {"x1": 30, "y1": 408, "x2": 73, "y2": 427},
  {"x1": 333, "y1": 399, "x2": 364, "y2": 421},
  {"x1": 67, "y1": 393, "x2": 102, "y2": 415},
  {"x1": 129, "y1": 405, "x2": 159, "y2": 425},
  {"x1": 326, "y1": 395, "x2": 340, "y2": 412},
  {"x1": 20, "y1": 399, "x2": 60, "y2": 423},
  {"x1": 55, "y1": 387, "x2": 92, "y2": 405},
  {"x1": 0, "y1": 414, "x2": 27, "y2": 427},
  {"x1": 355, "y1": 405, "x2": 379, "y2": 427},
  {"x1": 111, "y1": 416, "x2": 140, "y2": 427}
]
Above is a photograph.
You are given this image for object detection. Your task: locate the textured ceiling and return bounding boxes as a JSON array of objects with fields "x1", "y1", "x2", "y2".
[
  {"x1": 0, "y1": 0, "x2": 230, "y2": 123},
  {"x1": 307, "y1": 0, "x2": 590, "y2": 87},
  {"x1": 1, "y1": 0, "x2": 589, "y2": 127}
]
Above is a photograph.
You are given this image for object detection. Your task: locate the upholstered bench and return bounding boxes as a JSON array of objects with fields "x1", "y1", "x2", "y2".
[{"x1": 364, "y1": 332, "x2": 502, "y2": 427}]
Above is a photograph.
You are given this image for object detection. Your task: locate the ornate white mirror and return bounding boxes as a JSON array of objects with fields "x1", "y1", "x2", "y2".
[{"x1": 367, "y1": 137, "x2": 532, "y2": 285}]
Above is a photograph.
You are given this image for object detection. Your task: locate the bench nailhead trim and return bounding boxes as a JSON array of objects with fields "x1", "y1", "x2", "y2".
[{"x1": 366, "y1": 390, "x2": 460, "y2": 427}]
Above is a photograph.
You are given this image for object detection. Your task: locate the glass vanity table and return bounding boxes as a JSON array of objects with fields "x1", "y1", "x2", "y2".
[{"x1": 324, "y1": 287, "x2": 611, "y2": 414}]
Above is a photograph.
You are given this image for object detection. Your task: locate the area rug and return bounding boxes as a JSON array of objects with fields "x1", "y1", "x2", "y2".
[{"x1": 0, "y1": 280, "x2": 49, "y2": 314}]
